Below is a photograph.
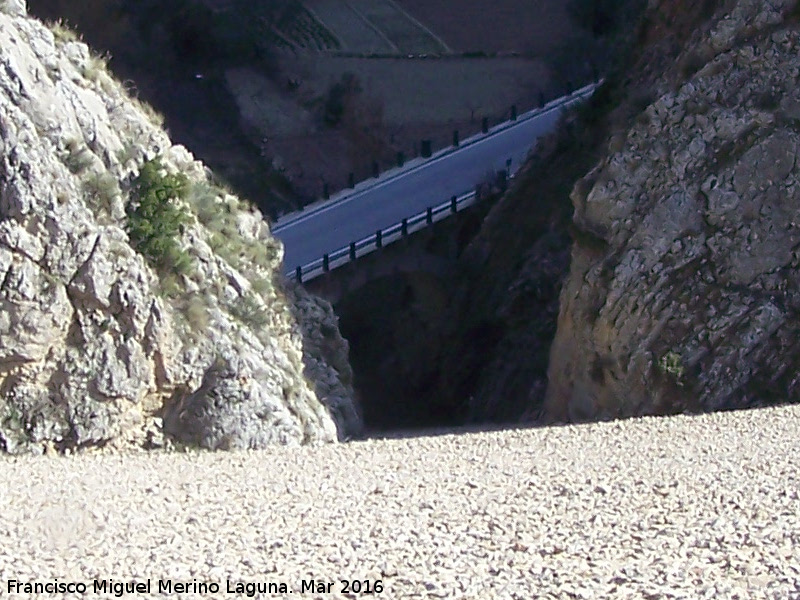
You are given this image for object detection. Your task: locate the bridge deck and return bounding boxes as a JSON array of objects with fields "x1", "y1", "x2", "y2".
[{"x1": 272, "y1": 83, "x2": 598, "y2": 281}]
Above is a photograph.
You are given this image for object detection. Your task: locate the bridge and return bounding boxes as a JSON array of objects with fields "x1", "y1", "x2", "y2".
[{"x1": 272, "y1": 82, "x2": 599, "y2": 283}]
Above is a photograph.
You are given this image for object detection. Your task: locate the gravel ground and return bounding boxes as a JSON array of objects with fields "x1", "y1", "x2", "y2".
[{"x1": 1, "y1": 405, "x2": 799, "y2": 599}]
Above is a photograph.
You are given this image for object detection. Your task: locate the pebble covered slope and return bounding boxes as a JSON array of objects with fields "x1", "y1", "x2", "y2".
[{"x1": 1, "y1": 404, "x2": 799, "y2": 599}]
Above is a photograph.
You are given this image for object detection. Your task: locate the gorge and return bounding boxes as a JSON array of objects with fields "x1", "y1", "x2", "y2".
[{"x1": 3, "y1": 0, "x2": 799, "y2": 452}]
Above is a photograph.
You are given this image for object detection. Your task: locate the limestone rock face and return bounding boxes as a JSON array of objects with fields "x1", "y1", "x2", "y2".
[
  {"x1": 545, "y1": 0, "x2": 800, "y2": 421},
  {"x1": 0, "y1": 5, "x2": 361, "y2": 453}
]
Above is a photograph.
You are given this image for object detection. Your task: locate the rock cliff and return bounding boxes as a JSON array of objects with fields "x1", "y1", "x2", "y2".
[
  {"x1": 0, "y1": 1, "x2": 361, "y2": 453},
  {"x1": 425, "y1": 0, "x2": 800, "y2": 425},
  {"x1": 546, "y1": 0, "x2": 800, "y2": 420}
]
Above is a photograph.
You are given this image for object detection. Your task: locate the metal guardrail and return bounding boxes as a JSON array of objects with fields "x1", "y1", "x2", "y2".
[
  {"x1": 285, "y1": 82, "x2": 599, "y2": 283},
  {"x1": 289, "y1": 186, "x2": 485, "y2": 282}
]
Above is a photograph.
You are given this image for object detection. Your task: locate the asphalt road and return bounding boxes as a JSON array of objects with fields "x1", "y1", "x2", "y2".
[{"x1": 272, "y1": 84, "x2": 597, "y2": 274}]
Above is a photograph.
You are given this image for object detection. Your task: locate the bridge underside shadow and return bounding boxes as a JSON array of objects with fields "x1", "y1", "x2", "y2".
[
  {"x1": 307, "y1": 210, "x2": 486, "y2": 433},
  {"x1": 304, "y1": 233, "x2": 455, "y2": 305}
]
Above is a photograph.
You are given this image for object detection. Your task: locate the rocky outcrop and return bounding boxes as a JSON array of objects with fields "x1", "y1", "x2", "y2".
[
  {"x1": 415, "y1": 0, "x2": 800, "y2": 427},
  {"x1": 0, "y1": 3, "x2": 361, "y2": 453},
  {"x1": 545, "y1": 0, "x2": 800, "y2": 420}
]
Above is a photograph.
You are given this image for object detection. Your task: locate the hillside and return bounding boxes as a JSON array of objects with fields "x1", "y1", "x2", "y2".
[
  {"x1": 0, "y1": 2, "x2": 361, "y2": 453},
  {"x1": 26, "y1": 0, "x2": 582, "y2": 213}
]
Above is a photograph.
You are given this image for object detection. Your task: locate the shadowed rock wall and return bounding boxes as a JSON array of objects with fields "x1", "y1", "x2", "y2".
[{"x1": 546, "y1": 0, "x2": 800, "y2": 421}]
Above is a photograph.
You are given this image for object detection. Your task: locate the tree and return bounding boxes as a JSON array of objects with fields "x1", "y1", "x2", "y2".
[{"x1": 322, "y1": 72, "x2": 362, "y2": 127}]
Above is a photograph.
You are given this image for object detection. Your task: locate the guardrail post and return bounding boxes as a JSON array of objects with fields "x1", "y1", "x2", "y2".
[
  {"x1": 426, "y1": 206, "x2": 433, "y2": 225},
  {"x1": 498, "y1": 169, "x2": 508, "y2": 191},
  {"x1": 453, "y1": 130, "x2": 459, "y2": 147},
  {"x1": 295, "y1": 266, "x2": 302, "y2": 282},
  {"x1": 475, "y1": 184, "x2": 482, "y2": 201},
  {"x1": 348, "y1": 172, "x2": 355, "y2": 188},
  {"x1": 372, "y1": 161, "x2": 379, "y2": 178},
  {"x1": 401, "y1": 218, "x2": 408, "y2": 237},
  {"x1": 322, "y1": 182, "x2": 330, "y2": 199},
  {"x1": 450, "y1": 195, "x2": 457, "y2": 214},
  {"x1": 421, "y1": 139, "x2": 432, "y2": 158},
  {"x1": 566, "y1": 80, "x2": 574, "y2": 94},
  {"x1": 349, "y1": 242, "x2": 356, "y2": 261},
  {"x1": 511, "y1": 105, "x2": 517, "y2": 120},
  {"x1": 397, "y1": 151, "x2": 405, "y2": 167},
  {"x1": 322, "y1": 254, "x2": 330, "y2": 273},
  {"x1": 481, "y1": 117, "x2": 489, "y2": 134},
  {"x1": 375, "y1": 230, "x2": 383, "y2": 248},
  {"x1": 539, "y1": 92, "x2": 545, "y2": 108}
]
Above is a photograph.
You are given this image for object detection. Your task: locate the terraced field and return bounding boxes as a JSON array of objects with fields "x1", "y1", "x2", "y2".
[
  {"x1": 304, "y1": 0, "x2": 449, "y2": 54},
  {"x1": 345, "y1": 0, "x2": 449, "y2": 53},
  {"x1": 305, "y1": 0, "x2": 393, "y2": 53},
  {"x1": 264, "y1": 1, "x2": 341, "y2": 52},
  {"x1": 279, "y1": 4, "x2": 341, "y2": 52}
]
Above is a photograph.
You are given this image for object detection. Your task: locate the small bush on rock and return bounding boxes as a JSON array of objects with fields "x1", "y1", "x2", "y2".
[
  {"x1": 63, "y1": 138, "x2": 94, "y2": 174},
  {"x1": 48, "y1": 19, "x2": 79, "y2": 44},
  {"x1": 228, "y1": 294, "x2": 270, "y2": 328},
  {"x1": 81, "y1": 52, "x2": 109, "y2": 83},
  {"x1": 188, "y1": 180, "x2": 279, "y2": 284},
  {"x1": 115, "y1": 141, "x2": 139, "y2": 165},
  {"x1": 658, "y1": 351, "x2": 685, "y2": 386},
  {"x1": 182, "y1": 295, "x2": 211, "y2": 333},
  {"x1": 82, "y1": 171, "x2": 120, "y2": 214},
  {"x1": 127, "y1": 159, "x2": 191, "y2": 275},
  {"x1": 131, "y1": 96, "x2": 165, "y2": 128}
]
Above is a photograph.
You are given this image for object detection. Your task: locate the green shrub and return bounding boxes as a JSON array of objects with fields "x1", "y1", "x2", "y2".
[
  {"x1": 127, "y1": 159, "x2": 192, "y2": 275},
  {"x1": 166, "y1": 244, "x2": 194, "y2": 276},
  {"x1": 207, "y1": 232, "x2": 227, "y2": 252},
  {"x1": 158, "y1": 273, "x2": 183, "y2": 299},
  {"x1": 189, "y1": 181, "x2": 276, "y2": 273},
  {"x1": 658, "y1": 351, "x2": 685, "y2": 385},
  {"x1": 251, "y1": 276, "x2": 271, "y2": 296}
]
